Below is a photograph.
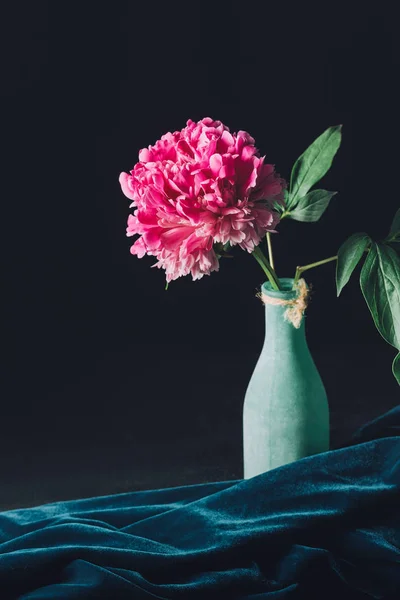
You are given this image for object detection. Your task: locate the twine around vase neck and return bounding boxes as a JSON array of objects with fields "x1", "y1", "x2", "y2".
[{"x1": 257, "y1": 279, "x2": 309, "y2": 329}]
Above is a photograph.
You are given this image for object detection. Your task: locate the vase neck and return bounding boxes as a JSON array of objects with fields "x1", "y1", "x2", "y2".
[
  {"x1": 260, "y1": 277, "x2": 308, "y2": 351},
  {"x1": 262, "y1": 303, "x2": 307, "y2": 347}
]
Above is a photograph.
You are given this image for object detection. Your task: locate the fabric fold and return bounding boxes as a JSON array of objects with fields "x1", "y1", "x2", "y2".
[{"x1": 1, "y1": 407, "x2": 399, "y2": 599}]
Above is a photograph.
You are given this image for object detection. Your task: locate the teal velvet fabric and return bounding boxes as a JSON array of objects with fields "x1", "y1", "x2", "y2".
[{"x1": 1, "y1": 407, "x2": 399, "y2": 599}]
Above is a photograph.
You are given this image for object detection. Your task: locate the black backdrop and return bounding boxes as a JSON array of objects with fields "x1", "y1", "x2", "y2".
[{"x1": 1, "y1": 1, "x2": 399, "y2": 509}]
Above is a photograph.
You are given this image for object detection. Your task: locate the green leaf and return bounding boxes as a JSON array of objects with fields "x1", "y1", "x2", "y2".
[
  {"x1": 336, "y1": 232, "x2": 370, "y2": 296},
  {"x1": 360, "y1": 242, "x2": 400, "y2": 350},
  {"x1": 274, "y1": 203, "x2": 285, "y2": 216},
  {"x1": 288, "y1": 125, "x2": 342, "y2": 209},
  {"x1": 165, "y1": 281, "x2": 169, "y2": 290},
  {"x1": 214, "y1": 242, "x2": 233, "y2": 259},
  {"x1": 393, "y1": 353, "x2": 400, "y2": 385},
  {"x1": 389, "y1": 240, "x2": 400, "y2": 253},
  {"x1": 286, "y1": 190, "x2": 337, "y2": 223},
  {"x1": 388, "y1": 208, "x2": 400, "y2": 240},
  {"x1": 273, "y1": 193, "x2": 287, "y2": 215}
]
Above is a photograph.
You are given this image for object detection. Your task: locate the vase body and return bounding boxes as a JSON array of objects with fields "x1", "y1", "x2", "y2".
[{"x1": 243, "y1": 278, "x2": 329, "y2": 479}]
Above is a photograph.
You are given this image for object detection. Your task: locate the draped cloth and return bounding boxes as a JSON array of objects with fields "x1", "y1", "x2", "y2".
[{"x1": 1, "y1": 406, "x2": 399, "y2": 599}]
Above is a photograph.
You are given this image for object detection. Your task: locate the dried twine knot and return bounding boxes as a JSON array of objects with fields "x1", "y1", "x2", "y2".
[{"x1": 257, "y1": 278, "x2": 310, "y2": 329}]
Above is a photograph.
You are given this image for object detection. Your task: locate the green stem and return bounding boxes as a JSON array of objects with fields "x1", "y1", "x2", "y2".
[
  {"x1": 386, "y1": 234, "x2": 400, "y2": 243},
  {"x1": 266, "y1": 232, "x2": 275, "y2": 270},
  {"x1": 293, "y1": 255, "x2": 338, "y2": 286},
  {"x1": 252, "y1": 246, "x2": 281, "y2": 290}
]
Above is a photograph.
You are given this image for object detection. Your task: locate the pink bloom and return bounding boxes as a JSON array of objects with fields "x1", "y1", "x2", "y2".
[{"x1": 119, "y1": 117, "x2": 286, "y2": 282}]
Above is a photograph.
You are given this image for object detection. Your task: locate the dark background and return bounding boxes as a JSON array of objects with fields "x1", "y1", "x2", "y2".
[{"x1": 1, "y1": 1, "x2": 399, "y2": 510}]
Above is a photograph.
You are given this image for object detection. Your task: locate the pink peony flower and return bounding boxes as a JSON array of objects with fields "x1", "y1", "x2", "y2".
[{"x1": 119, "y1": 117, "x2": 286, "y2": 282}]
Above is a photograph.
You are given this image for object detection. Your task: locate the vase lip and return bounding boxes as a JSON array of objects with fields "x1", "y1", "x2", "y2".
[{"x1": 262, "y1": 277, "x2": 298, "y2": 300}]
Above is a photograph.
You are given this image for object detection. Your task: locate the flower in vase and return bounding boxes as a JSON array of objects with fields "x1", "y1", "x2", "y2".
[{"x1": 119, "y1": 117, "x2": 286, "y2": 282}]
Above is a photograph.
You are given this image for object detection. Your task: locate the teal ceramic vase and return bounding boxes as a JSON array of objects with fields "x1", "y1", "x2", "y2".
[{"x1": 243, "y1": 278, "x2": 329, "y2": 479}]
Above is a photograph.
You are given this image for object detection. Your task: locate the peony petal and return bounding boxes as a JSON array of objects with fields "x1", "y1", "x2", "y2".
[
  {"x1": 138, "y1": 148, "x2": 151, "y2": 162},
  {"x1": 220, "y1": 129, "x2": 235, "y2": 149},
  {"x1": 126, "y1": 214, "x2": 140, "y2": 236},
  {"x1": 143, "y1": 229, "x2": 163, "y2": 250},
  {"x1": 209, "y1": 153, "x2": 223, "y2": 177},
  {"x1": 220, "y1": 218, "x2": 232, "y2": 235},
  {"x1": 160, "y1": 226, "x2": 194, "y2": 250},
  {"x1": 221, "y1": 206, "x2": 241, "y2": 215},
  {"x1": 241, "y1": 145, "x2": 257, "y2": 161},
  {"x1": 130, "y1": 237, "x2": 147, "y2": 258},
  {"x1": 119, "y1": 172, "x2": 136, "y2": 201}
]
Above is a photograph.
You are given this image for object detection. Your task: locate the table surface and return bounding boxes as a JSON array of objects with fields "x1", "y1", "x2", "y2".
[{"x1": 1, "y1": 341, "x2": 398, "y2": 512}]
